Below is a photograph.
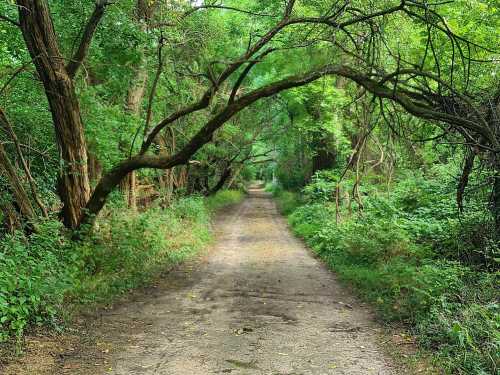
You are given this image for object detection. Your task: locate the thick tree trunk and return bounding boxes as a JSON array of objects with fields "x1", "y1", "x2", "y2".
[
  {"x1": 122, "y1": 8, "x2": 149, "y2": 210},
  {"x1": 126, "y1": 67, "x2": 148, "y2": 114},
  {"x1": 17, "y1": 0, "x2": 90, "y2": 228}
]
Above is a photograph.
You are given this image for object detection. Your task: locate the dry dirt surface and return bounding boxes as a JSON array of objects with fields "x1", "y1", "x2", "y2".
[{"x1": 3, "y1": 189, "x2": 407, "y2": 375}]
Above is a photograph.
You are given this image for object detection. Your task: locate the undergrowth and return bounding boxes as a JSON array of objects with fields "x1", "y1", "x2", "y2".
[
  {"x1": 0, "y1": 190, "x2": 243, "y2": 344},
  {"x1": 272, "y1": 171, "x2": 499, "y2": 375},
  {"x1": 205, "y1": 190, "x2": 245, "y2": 211},
  {"x1": 266, "y1": 182, "x2": 301, "y2": 215}
]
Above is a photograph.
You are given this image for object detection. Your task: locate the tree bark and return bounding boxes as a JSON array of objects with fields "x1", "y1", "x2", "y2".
[
  {"x1": 17, "y1": 0, "x2": 91, "y2": 228},
  {"x1": 120, "y1": 0, "x2": 153, "y2": 210},
  {"x1": 123, "y1": 52, "x2": 147, "y2": 209},
  {"x1": 0, "y1": 108, "x2": 48, "y2": 217},
  {"x1": 0, "y1": 142, "x2": 35, "y2": 220},
  {"x1": 122, "y1": 59, "x2": 147, "y2": 210},
  {"x1": 87, "y1": 148, "x2": 102, "y2": 184},
  {"x1": 126, "y1": 67, "x2": 148, "y2": 115},
  {"x1": 0, "y1": 199, "x2": 22, "y2": 234},
  {"x1": 227, "y1": 165, "x2": 244, "y2": 189}
]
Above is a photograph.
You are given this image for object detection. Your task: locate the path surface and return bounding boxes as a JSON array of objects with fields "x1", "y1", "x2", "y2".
[
  {"x1": 98, "y1": 189, "x2": 398, "y2": 374},
  {"x1": 5, "y1": 189, "x2": 402, "y2": 374}
]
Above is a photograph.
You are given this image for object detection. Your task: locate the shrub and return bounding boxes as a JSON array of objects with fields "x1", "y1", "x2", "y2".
[
  {"x1": 302, "y1": 170, "x2": 339, "y2": 203},
  {"x1": 0, "y1": 194, "x2": 229, "y2": 343},
  {"x1": 0, "y1": 220, "x2": 75, "y2": 341},
  {"x1": 417, "y1": 274, "x2": 499, "y2": 373},
  {"x1": 289, "y1": 203, "x2": 332, "y2": 238},
  {"x1": 71, "y1": 196, "x2": 212, "y2": 303},
  {"x1": 271, "y1": 186, "x2": 301, "y2": 215}
]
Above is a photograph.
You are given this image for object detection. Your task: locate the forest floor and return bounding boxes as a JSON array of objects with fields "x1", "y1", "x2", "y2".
[{"x1": 2, "y1": 188, "x2": 430, "y2": 374}]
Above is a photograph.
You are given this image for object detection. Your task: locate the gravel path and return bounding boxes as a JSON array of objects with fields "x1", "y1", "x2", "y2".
[
  {"x1": 3, "y1": 189, "x2": 402, "y2": 374},
  {"x1": 103, "y1": 189, "x2": 397, "y2": 374}
]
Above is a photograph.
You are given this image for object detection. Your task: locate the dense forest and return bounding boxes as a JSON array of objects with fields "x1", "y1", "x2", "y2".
[{"x1": 0, "y1": 0, "x2": 498, "y2": 374}]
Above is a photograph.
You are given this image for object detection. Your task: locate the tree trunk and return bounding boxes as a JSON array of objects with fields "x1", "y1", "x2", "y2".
[
  {"x1": 227, "y1": 164, "x2": 244, "y2": 189},
  {"x1": 0, "y1": 108, "x2": 48, "y2": 217},
  {"x1": 0, "y1": 142, "x2": 35, "y2": 220},
  {"x1": 0, "y1": 199, "x2": 22, "y2": 234},
  {"x1": 209, "y1": 167, "x2": 232, "y2": 196},
  {"x1": 122, "y1": 21, "x2": 148, "y2": 210},
  {"x1": 126, "y1": 67, "x2": 148, "y2": 114},
  {"x1": 492, "y1": 167, "x2": 500, "y2": 238},
  {"x1": 17, "y1": 0, "x2": 90, "y2": 228},
  {"x1": 87, "y1": 149, "x2": 102, "y2": 184},
  {"x1": 128, "y1": 171, "x2": 137, "y2": 210}
]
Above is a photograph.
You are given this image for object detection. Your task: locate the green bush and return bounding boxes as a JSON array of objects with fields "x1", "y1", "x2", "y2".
[
  {"x1": 72, "y1": 198, "x2": 210, "y2": 303},
  {"x1": 271, "y1": 186, "x2": 301, "y2": 215},
  {"x1": 0, "y1": 220, "x2": 76, "y2": 341},
  {"x1": 289, "y1": 203, "x2": 332, "y2": 238},
  {"x1": 417, "y1": 283, "x2": 499, "y2": 373},
  {"x1": 302, "y1": 170, "x2": 339, "y2": 203}
]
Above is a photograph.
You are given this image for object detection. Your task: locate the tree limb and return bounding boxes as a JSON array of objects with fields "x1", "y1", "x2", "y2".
[
  {"x1": 80, "y1": 65, "x2": 343, "y2": 229},
  {"x1": 228, "y1": 48, "x2": 275, "y2": 104},
  {"x1": 183, "y1": 4, "x2": 276, "y2": 18},
  {"x1": 66, "y1": 0, "x2": 111, "y2": 78}
]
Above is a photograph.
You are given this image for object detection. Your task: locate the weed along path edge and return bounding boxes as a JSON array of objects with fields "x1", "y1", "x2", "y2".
[{"x1": 6, "y1": 189, "x2": 408, "y2": 374}]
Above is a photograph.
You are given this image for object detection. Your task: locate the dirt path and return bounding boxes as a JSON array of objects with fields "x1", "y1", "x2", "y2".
[{"x1": 5, "y1": 189, "x2": 404, "y2": 374}]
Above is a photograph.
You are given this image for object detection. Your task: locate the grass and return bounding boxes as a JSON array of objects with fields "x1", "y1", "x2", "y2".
[{"x1": 205, "y1": 190, "x2": 245, "y2": 211}]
